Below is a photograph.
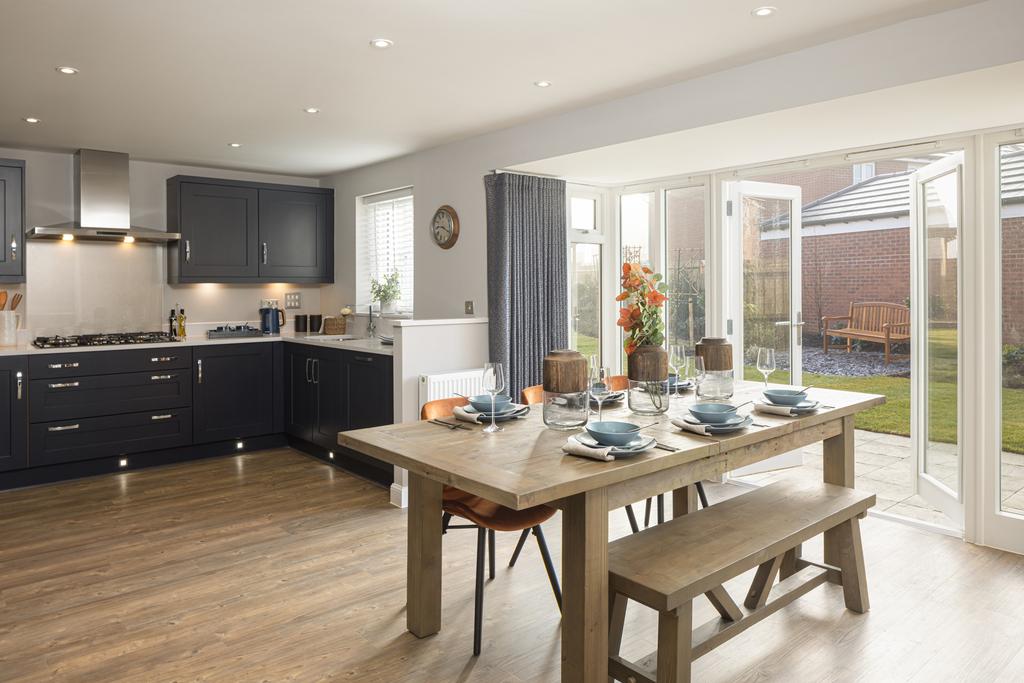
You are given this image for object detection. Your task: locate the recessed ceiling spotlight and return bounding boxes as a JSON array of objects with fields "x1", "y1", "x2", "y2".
[
  {"x1": 55, "y1": 66, "x2": 79, "y2": 75},
  {"x1": 751, "y1": 6, "x2": 777, "y2": 17},
  {"x1": 303, "y1": 107, "x2": 321, "y2": 114},
  {"x1": 534, "y1": 80, "x2": 552, "y2": 88},
  {"x1": 24, "y1": 117, "x2": 41, "y2": 124},
  {"x1": 370, "y1": 38, "x2": 394, "y2": 49},
  {"x1": 228, "y1": 142, "x2": 242, "y2": 148}
]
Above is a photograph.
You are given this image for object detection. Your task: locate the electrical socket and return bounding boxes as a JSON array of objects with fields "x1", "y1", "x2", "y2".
[
  {"x1": 285, "y1": 292, "x2": 302, "y2": 309},
  {"x1": 464, "y1": 300, "x2": 474, "y2": 315}
]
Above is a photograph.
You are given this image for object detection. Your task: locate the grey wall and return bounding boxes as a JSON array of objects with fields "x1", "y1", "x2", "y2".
[{"x1": 320, "y1": 0, "x2": 1024, "y2": 320}]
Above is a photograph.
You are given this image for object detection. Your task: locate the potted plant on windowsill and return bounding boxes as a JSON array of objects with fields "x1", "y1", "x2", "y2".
[
  {"x1": 371, "y1": 271, "x2": 401, "y2": 315},
  {"x1": 617, "y1": 262, "x2": 669, "y2": 414}
]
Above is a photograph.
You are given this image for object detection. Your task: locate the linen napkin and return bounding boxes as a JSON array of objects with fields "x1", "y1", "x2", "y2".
[
  {"x1": 561, "y1": 437, "x2": 615, "y2": 462},
  {"x1": 670, "y1": 417, "x2": 715, "y2": 436},
  {"x1": 453, "y1": 404, "x2": 529, "y2": 424},
  {"x1": 754, "y1": 401, "x2": 815, "y2": 417}
]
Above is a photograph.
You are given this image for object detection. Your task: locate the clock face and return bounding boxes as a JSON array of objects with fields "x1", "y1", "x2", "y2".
[{"x1": 431, "y1": 206, "x2": 459, "y2": 249}]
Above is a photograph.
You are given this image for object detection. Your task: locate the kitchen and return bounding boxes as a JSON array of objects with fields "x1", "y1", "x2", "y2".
[{"x1": 3, "y1": 2, "x2": 1024, "y2": 682}]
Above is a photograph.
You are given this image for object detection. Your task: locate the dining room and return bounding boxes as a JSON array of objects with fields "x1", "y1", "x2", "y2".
[{"x1": 3, "y1": 2, "x2": 1024, "y2": 682}]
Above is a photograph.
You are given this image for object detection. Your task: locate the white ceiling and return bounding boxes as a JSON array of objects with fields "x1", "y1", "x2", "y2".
[
  {"x1": 511, "y1": 60, "x2": 1024, "y2": 184},
  {"x1": 0, "y1": 0, "x2": 979, "y2": 176}
]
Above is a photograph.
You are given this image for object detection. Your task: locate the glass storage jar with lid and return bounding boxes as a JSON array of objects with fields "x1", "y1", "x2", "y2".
[{"x1": 542, "y1": 349, "x2": 589, "y2": 430}]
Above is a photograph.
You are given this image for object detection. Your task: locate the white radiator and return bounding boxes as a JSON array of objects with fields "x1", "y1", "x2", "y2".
[{"x1": 418, "y1": 369, "x2": 484, "y2": 407}]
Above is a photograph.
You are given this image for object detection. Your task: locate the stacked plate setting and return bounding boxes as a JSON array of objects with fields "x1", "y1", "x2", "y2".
[
  {"x1": 680, "y1": 411, "x2": 753, "y2": 434},
  {"x1": 761, "y1": 388, "x2": 820, "y2": 415}
]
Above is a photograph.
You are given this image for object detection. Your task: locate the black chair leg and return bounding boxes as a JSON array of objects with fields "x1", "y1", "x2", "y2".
[
  {"x1": 487, "y1": 529, "x2": 496, "y2": 580},
  {"x1": 533, "y1": 525, "x2": 562, "y2": 611},
  {"x1": 624, "y1": 504, "x2": 640, "y2": 534},
  {"x1": 473, "y1": 527, "x2": 486, "y2": 656},
  {"x1": 442, "y1": 511, "x2": 453, "y2": 534},
  {"x1": 657, "y1": 494, "x2": 665, "y2": 524},
  {"x1": 644, "y1": 497, "x2": 653, "y2": 527},
  {"x1": 508, "y1": 528, "x2": 530, "y2": 567},
  {"x1": 696, "y1": 481, "x2": 710, "y2": 509}
]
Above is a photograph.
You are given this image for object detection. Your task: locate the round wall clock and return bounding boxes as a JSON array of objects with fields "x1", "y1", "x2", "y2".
[{"x1": 430, "y1": 205, "x2": 460, "y2": 250}]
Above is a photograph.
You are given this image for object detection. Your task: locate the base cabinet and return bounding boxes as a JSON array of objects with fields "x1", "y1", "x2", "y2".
[
  {"x1": 193, "y1": 344, "x2": 275, "y2": 444},
  {"x1": 0, "y1": 356, "x2": 28, "y2": 472}
]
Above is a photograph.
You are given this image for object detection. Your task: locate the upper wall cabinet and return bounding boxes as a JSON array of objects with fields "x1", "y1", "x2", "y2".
[
  {"x1": 0, "y1": 159, "x2": 26, "y2": 282},
  {"x1": 167, "y1": 176, "x2": 333, "y2": 284}
]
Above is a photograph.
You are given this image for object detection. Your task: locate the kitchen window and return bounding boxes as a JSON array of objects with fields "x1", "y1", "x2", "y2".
[{"x1": 357, "y1": 188, "x2": 414, "y2": 312}]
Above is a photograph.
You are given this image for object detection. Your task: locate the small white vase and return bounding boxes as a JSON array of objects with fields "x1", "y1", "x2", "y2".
[{"x1": 379, "y1": 300, "x2": 397, "y2": 315}]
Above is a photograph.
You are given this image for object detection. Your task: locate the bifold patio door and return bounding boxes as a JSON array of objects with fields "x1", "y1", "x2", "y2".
[
  {"x1": 725, "y1": 181, "x2": 804, "y2": 475},
  {"x1": 910, "y1": 153, "x2": 965, "y2": 527}
]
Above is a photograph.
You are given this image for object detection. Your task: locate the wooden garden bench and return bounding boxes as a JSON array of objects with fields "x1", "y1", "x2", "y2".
[
  {"x1": 823, "y1": 301, "x2": 910, "y2": 365},
  {"x1": 607, "y1": 481, "x2": 875, "y2": 683}
]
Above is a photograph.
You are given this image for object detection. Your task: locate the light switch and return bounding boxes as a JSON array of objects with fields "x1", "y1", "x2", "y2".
[
  {"x1": 285, "y1": 292, "x2": 302, "y2": 309},
  {"x1": 464, "y1": 300, "x2": 474, "y2": 315}
]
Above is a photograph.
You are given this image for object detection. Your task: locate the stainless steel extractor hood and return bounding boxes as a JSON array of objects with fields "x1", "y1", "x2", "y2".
[{"x1": 27, "y1": 149, "x2": 180, "y2": 244}]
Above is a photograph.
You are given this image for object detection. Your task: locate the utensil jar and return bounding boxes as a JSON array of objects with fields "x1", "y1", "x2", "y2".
[
  {"x1": 0, "y1": 311, "x2": 18, "y2": 347},
  {"x1": 542, "y1": 349, "x2": 589, "y2": 430}
]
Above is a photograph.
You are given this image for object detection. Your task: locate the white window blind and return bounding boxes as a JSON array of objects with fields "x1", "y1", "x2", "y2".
[{"x1": 357, "y1": 188, "x2": 414, "y2": 311}]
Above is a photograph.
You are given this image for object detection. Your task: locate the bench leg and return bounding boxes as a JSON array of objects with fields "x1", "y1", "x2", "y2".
[
  {"x1": 705, "y1": 584, "x2": 743, "y2": 622},
  {"x1": 657, "y1": 601, "x2": 693, "y2": 683},
  {"x1": 780, "y1": 545, "x2": 801, "y2": 580},
  {"x1": 846, "y1": 337, "x2": 852, "y2": 353},
  {"x1": 884, "y1": 339, "x2": 891, "y2": 366},
  {"x1": 833, "y1": 517, "x2": 870, "y2": 613},
  {"x1": 744, "y1": 554, "x2": 784, "y2": 610},
  {"x1": 608, "y1": 589, "x2": 628, "y2": 658}
]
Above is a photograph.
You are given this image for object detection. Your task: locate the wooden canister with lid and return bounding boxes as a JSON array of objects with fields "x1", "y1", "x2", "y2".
[{"x1": 695, "y1": 337, "x2": 733, "y2": 371}]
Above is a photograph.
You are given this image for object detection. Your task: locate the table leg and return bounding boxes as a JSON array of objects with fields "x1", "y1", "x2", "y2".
[
  {"x1": 823, "y1": 415, "x2": 855, "y2": 580},
  {"x1": 671, "y1": 484, "x2": 698, "y2": 518},
  {"x1": 561, "y1": 488, "x2": 608, "y2": 682},
  {"x1": 407, "y1": 473, "x2": 443, "y2": 637}
]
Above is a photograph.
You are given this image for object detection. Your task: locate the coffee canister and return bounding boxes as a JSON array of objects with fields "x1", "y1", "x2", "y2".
[
  {"x1": 542, "y1": 349, "x2": 589, "y2": 430},
  {"x1": 294, "y1": 314, "x2": 309, "y2": 333},
  {"x1": 695, "y1": 337, "x2": 734, "y2": 399},
  {"x1": 309, "y1": 314, "x2": 323, "y2": 334}
]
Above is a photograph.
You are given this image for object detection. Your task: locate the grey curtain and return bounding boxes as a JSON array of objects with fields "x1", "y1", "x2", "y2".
[{"x1": 484, "y1": 172, "x2": 568, "y2": 399}]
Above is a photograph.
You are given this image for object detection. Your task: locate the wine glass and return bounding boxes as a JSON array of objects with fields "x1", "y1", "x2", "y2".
[
  {"x1": 669, "y1": 344, "x2": 686, "y2": 396},
  {"x1": 690, "y1": 355, "x2": 706, "y2": 398},
  {"x1": 756, "y1": 347, "x2": 776, "y2": 387},
  {"x1": 481, "y1": 362, "x2": 505, "y2": 434},
  {"x1": 589, "y1": 363, "x2": 611, "y2": 421}
]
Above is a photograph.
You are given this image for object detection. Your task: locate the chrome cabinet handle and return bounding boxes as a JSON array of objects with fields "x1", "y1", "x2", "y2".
[
  {"x1": 48, "y1": 423, "x2": 79, "y2": 432},
  {"x1": 150, "y1": 374, "x2": 175, "y2": 381},
  {"x1": 312, "y1": 359, "x2": 319, "y2": 384},
  {"x1": 48, "y1": 381, "x2": 80, "y2": 389},
  {"x1": 355, "y1": 355, "x2": 374, "y2": 363},
  {"x1": 48, "y1": 361, "x2": 80, "y2": 369},
  {"x1": 305, "y1": 357, "x2": 312, "y2": 383},
  {"x1": 197, "y1": 359, "x2": 203, "y2": 384},
  {"x1": 151, "y1": 414, "x2": 173, "y2": 421},
  {"x1": 16, "y1": 371, "x2": 22, "y2": 400},
  {"x1": 185, "y1": 239, "x2": 191, "y2": 263},
  {"x1": 10, "y1": 236, "x2": 16, "y2": 261},
  {"x1": 262, "y1": 242, "x2": 268, "y2": 264},
  {"x1": 150, "y1": 356, "x2": 177, "y2": 363}
]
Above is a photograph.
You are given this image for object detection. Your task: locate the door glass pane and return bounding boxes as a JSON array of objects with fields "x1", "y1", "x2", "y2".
[
  {"x1": 620, "y1": 192, "x2": 653, "y2": 266},
  {"x1": 922, "y1": 170, "x2": 960, "y2": 495},
  {"x1": 743, "y1": 196, "x2": 792, "y2": 384},
  {"x1": 666, "y1": 187, "x2": 706, "y2": 351},
  {"x1": 570, "y1": 243, "x2": 601, "y2": 359},
  {"x1": 570, "y1": 197, "x2": 597, "y2": 232},
  {"x1": 1000, "y1": 144, "x2": 1024, "y2": 516}
]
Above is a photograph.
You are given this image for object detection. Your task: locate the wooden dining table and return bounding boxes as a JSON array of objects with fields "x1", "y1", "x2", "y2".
[{"x1": 338, "y1": 381, "x2": 884, "y2": 682}]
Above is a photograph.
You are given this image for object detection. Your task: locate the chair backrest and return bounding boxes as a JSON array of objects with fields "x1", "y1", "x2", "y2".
[
  {"x1": 520, "y1": 384, "x2": 544, "y2": 405},
  {"x1": 420, "y1": 396, "x2": 469, "y2": 421},
  {"x1": 608, "y1": 375, "x2": 629, "y2": 391},
  {"x1": 849, "y1": 302, "x2": 910, "y2": 332}
]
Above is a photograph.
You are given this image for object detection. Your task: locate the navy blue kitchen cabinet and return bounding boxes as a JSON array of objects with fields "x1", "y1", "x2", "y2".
[
  {"x1": 0, "y1": 356, "x2": 28, "y2": 472},
  {"x1": 192, "y1": 343, "x2": 276, "y2": 444}
]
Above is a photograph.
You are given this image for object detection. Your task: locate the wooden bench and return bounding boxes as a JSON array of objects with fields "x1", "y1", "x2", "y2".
[
  {"x1": 607, "y1": 481, "x2": 875, "y2": 683},
  {"x1": 823, "y1": 301, "x2": 910, "y2": 365}
]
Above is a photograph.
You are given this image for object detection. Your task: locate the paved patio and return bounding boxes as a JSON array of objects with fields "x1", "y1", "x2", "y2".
[{"x1": 735, "y1": 429, "x2": 1024, "y2": 527}]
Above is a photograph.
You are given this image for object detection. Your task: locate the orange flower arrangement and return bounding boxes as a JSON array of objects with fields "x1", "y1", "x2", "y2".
[{"x1": 616, "y1": 262, "x2": 668, "y2": 355}]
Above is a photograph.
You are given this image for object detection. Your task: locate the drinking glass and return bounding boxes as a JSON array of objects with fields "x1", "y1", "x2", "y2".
[
  {"x1": 690, "y1": 355, "x2": 706, "y2": 396},
  {"x1": 669, "y1": 344, "x2": 686, "y2": 396},
  {"x1": 589, "y1": 363, "x2": 611, "y2": 421},
  {"x1": 481, "y1": 362, "x2": 505, "y2": 434},
  {"x1": 756, "y1": 347, "x2": 776, "y2": 387}
]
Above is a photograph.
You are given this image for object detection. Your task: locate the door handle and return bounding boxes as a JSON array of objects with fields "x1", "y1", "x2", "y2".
[
  {"x1": 48, "y1": 361, "x2": 80, "y2": 369},
  {"x1": 10, "y1": 236, "x2": 16, "y2": 261},
  {"x1": 305, "y1": 357, "x2": 312, "y2": 383},
  {"x1": 16, "y1": 371, "x2": 22, "y2": 400},
  {"x1": 150, "y1": 374, "x2": 175, "y2": 381},
  {"x1": 185, "y1": 239, "x2": 191, "y2": 263},
  {"x1": 151, "y1": 414, "x2": 173, "y2": 421},
  {"x1": 312, "y1": 359, "x2": 319, "y2": 384},
  {"x1": 48, "y1": 381, "x2": 80, "y2": 389},
  {"x1": 150, "y1": 356, "x2": 177, "y2": 363},
  {"x1": 354, "y1": 355, "x2": 374, "y2": 363},
  {"x1": 48, "y1": 423, "x2": 80, "y2": 432},
  {"x1": 262, "y1": 242, "x2": 268, "y2": 265},
  {"x1": 197, "y1": 359, "x2": 203, "y2": 384}
]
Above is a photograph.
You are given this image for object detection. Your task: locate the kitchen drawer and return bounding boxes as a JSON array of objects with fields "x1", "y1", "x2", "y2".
[
  {"x1": 30, "y1": 408, "x2": 193, "y2": 467},
  {"x1": 30, "y1": 369, "x2": 192, "y2": 422},
  {"x1": 29, "y1": 346, "x2": 192, "y2": 379}
]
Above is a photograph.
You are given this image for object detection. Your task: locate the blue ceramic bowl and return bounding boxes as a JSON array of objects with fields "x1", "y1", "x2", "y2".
[
  {"x1": 469, "y1": 394, "x2": 512, "y2": 413},
  {"x1": 763, "y1": 389, "x2": 808, "y2": 406},
  {"x1": 585, "y1": 420, "x2": 641, "y2": 447},
  {"x1": 689, "y1": 402, "x2": 739, "y2": 424}
]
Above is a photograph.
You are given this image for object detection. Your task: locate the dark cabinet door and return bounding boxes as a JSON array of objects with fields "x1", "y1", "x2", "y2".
[
  {"x1": 312, "y1": 347, "x2": 346, "y2": 449},
  {"x1": 0, "y1": 160, "x2": 25, "y2": 280},
  {"x1": 284, "y1": 346, "x2": 314, "y2": 441},
  {"x1": 258, "y1": 189, "x2": 332, "y2": 282},
  {"x1": 174, "y1": 182, "x2": 259, "y2": 281},
  {"x1": 344, "y1": 352, "x2": 393, "y2": 430},
  {"x1": 193, "y1": 344, "x2": 274, "y2": 444},
  {"x1": 0, "y1": 356, "x2": 28, "y2": 471}
]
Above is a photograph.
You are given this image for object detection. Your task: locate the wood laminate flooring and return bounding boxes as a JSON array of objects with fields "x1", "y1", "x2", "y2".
[{"x1": 1, "y1": 448, "x2": 1023, "y2": 682}]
